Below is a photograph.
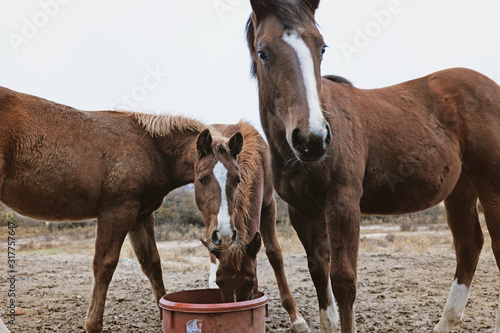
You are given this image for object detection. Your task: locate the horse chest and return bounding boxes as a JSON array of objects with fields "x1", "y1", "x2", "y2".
[{"x1": 274, "y1": 171, "x2": 327, "y2": 210}]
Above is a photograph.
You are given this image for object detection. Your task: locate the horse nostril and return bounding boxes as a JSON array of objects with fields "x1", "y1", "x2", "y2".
[
  {"x1": 325, "y1": 124, "x2": 332, "y2": 145},
  {"x1": 291, "y1": 128, "x2": 308, "y2": 152},
  {"x1": 211, "y1": 230, "x2": 221, "y2": 245}
]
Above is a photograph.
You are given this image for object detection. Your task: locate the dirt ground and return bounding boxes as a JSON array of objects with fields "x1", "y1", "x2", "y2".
[{"x1": 2, "y1": 235, "x2": 500, "y2": 333}]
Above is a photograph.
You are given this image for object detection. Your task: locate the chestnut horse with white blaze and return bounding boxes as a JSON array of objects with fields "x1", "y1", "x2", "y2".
[
  {"x1": 247, "y1": 0, "x2": 500, "y2": 332},
  {"x1": 0, "y1": 86, "x2": 219, "y2": 333},
  {"x1": 194, "y1": 122, "x2": 309, "y2": 332}
]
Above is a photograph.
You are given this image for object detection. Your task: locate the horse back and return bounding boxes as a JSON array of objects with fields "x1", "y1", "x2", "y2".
[
  {"x1": 0, "y1": 87, "x2": 158, "y2": 220},
  {"x1": 321, "y1": 68, "x2": 500, "y2": 214}
]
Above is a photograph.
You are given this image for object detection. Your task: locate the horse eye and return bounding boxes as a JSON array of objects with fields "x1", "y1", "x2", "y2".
[
  {"x1": 236, "y1": 176, "x2": 241, "y2": 185},
  {"x1": 198, "y1": 176, "x2": 207, "y2": 185},
  {"x1": 247, "y1": 280, "x2": 256, "y2": 287},
  {"x1": 258, "y1": 51, "x2": 269, "y2": 62},
  {"x1": 321, "y1": 45, "x2": 328, "y2": 56}
]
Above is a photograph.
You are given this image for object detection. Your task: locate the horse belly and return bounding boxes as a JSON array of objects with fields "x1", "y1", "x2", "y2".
[
  {"x1": 360, "y1": 150, "x2": 462, "y2": 215},
  {"x1": 1, "y1": 165, "x2": 102, "y2": 221}
]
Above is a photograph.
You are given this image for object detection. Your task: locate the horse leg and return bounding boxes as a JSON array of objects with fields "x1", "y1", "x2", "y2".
[
  {"x1": 128, "y1": 213, "x2": 166, "y2": 318},
  {"x1": 483, "y1": 203, "x2": 500, "y2": 333},
  {"x1": 433, "y1": 175, "x2": 483, "y2": 332},
  {"x1": 260, "y1": 200, "x2": 309, "y2": 332},
  {"x1": 86, "y1": 204, "x2": 138, "y2": 333},
  {"x1": 208, "y1": 253, "x2": 218, "y2": 288},
  {"x1": 325, "y1": 188, "x2": 360, "y2": 333},
  {"x1": 470, "y1": 178, "x2": 500, "y2": 333},
  {"x1": 289, "y1": 206, "x2": 339, "y2": 332}
]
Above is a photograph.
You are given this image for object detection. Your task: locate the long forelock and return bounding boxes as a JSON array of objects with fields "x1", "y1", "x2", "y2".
[
  {"x1": 218, "y1": 241, "x2": 247, "y2": 272},
  {"x1": 273, "y1": 0, "x2": 316, "y2": 29}
]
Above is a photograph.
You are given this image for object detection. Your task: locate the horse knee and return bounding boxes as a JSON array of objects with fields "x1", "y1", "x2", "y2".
[
  {"x1": 331, "y1": 271, "x2": 356, "y2": 305},
  {"x1": 93, "y1": 256, "x2": 120, "y2": 283}
]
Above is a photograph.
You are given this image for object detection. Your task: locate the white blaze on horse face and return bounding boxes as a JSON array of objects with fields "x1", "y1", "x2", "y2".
[
  {"x1": 319, "y1": 280, "x2": 340, "y2": 332},
  {"x1": 282, "y1": 30, "x2": 327, "y2": 138},
  {"x1": 213, "y1": 161, "x2": 232, "y2": 239},
  {"x1": 434, "y1": 279, "x2": 470, "y2": 332}
]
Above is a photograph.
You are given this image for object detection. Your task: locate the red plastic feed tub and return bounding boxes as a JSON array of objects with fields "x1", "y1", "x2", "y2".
[{"x1": 159, "y1": 289, "x2": 268, "y2": 333}]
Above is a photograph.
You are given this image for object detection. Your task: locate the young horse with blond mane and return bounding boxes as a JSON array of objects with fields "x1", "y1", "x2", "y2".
[
  {"x1": 247, "y1": 0, "x2": 500, "y2": 332},
  {"x1": 194, "y1": 121, "x2": 309, "y2": 332},
  {"x1": 0, "y1": 86, "x2": 222, "y2": 332}
]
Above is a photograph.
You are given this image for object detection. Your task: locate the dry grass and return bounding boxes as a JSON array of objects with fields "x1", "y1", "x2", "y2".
[
  {"x1": 275, "y1": 212, "x2": 494, "y2": 258},
  {"x1": 9, "y1": 201, "x2": 495, "y2": 263}
]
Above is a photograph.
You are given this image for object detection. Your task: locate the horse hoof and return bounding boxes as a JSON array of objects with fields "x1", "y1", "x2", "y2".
[
  {"x1": 433, "y1": 321, "x2": 451, "y2": 333},
  {"x1": 291, "y1": 316, "x2": 310, "y2": 333}
]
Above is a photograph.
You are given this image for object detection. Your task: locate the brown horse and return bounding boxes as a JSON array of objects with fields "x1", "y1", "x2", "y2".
[
  {"x1": 194, "y1": 122, "x2": 309, "y2": 332},
  {"x1": 0, "y1": 86, "x2": 214, "y2": 332},
  {"x1": 246, "y1": 0, "x2": 500, "y2": 332}
]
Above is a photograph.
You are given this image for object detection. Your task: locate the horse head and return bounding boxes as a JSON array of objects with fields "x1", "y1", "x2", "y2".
[
  {"x1": 247, "y1": 0, "x2": 330, "y2": 162},
  {"x1": 202, "y1": 232, "x2": 262, "y2": 302},
  {"x1": 195, "y1": 128, "x2": 243, "y2": 251}
]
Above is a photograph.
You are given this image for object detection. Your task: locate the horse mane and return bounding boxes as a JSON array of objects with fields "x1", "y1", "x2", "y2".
[
  {"x1": 130, "y1": 112, "x2": 208, "y2": 137},
  {"x1": 323, "y1": 75, "x2": 354, "y2": 87},
  {"x1": 235, "y1": 121, "x2": 266, "y2": 234},
  {"x1": 246, "y1": 0, "x2": 316, "y2": 77},
  {"x1": 130, "y1": 112, "x2": 233, "y2": 158}
]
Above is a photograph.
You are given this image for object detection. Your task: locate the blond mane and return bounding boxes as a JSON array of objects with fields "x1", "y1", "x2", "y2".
[
  {"x1": 130, "y1": 112, "x2": 207, "y2": 137},
  {"x1": 234, "y1": 121, "x2": 267, "y2": 230},
  {"x1": 130, "y1": 112, "x2": 231, "y2": 153}
]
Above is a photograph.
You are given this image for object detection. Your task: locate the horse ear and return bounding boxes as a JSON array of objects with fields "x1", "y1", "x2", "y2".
[
  {"x1": 301, "y1": 0, "x2": 320, "y2": 12},
  {"x1": 246, "y1": 232, "x2": 262, "y2": 258},
  {"x1": 249, "y1": 0, "x2": 264, "y2": 16},
  {"x1": 228, "y1": 132, "x2": 243, "y2": 159},
  {"x1": 201, "y1": 239, "x2": 222, "y2": 259},
  {"x1": 196, "y1": 129, "x2": 213, "y2": 157},
  {"x1": 250, "y1": 0, "x2": 270, "y2": 21}
]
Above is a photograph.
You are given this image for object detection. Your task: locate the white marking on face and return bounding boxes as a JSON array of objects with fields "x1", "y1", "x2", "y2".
[
  {"x1": 282, "y1": 30, "x2": 327, "y2": 138},
  {"x1": 319, "y1": 280, "x2": 340, "y2": 332},
  {"x1": 209, "y1": 262, "x2": 218, "y2": 289},
  {"x1": 213, "y1": 161, "x2": 232, "y2": 237},
  {"x1": 434, "y1": 279, "x2": 470, "y2": 332}
]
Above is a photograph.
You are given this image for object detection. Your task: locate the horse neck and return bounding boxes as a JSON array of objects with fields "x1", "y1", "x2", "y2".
[
  {"x1": 257, "y1": 98, "x2": 292, "y2": 161},
  {"x1": 152, "y1": 131, "x2": 199, "y2": 189}
]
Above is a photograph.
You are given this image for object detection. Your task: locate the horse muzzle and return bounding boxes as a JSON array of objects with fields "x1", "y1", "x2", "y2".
[
  {"x1": 210, "y1": 228, "x2": 237, "y2": 250},
  {"x1": 290, "y1": 125, "x2": 331, "y2": 162}
]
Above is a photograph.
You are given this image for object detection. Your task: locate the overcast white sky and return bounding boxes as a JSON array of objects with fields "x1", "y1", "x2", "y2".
[{"x1": 1, "y1": 0, "x2": 500, "y2": 134}]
